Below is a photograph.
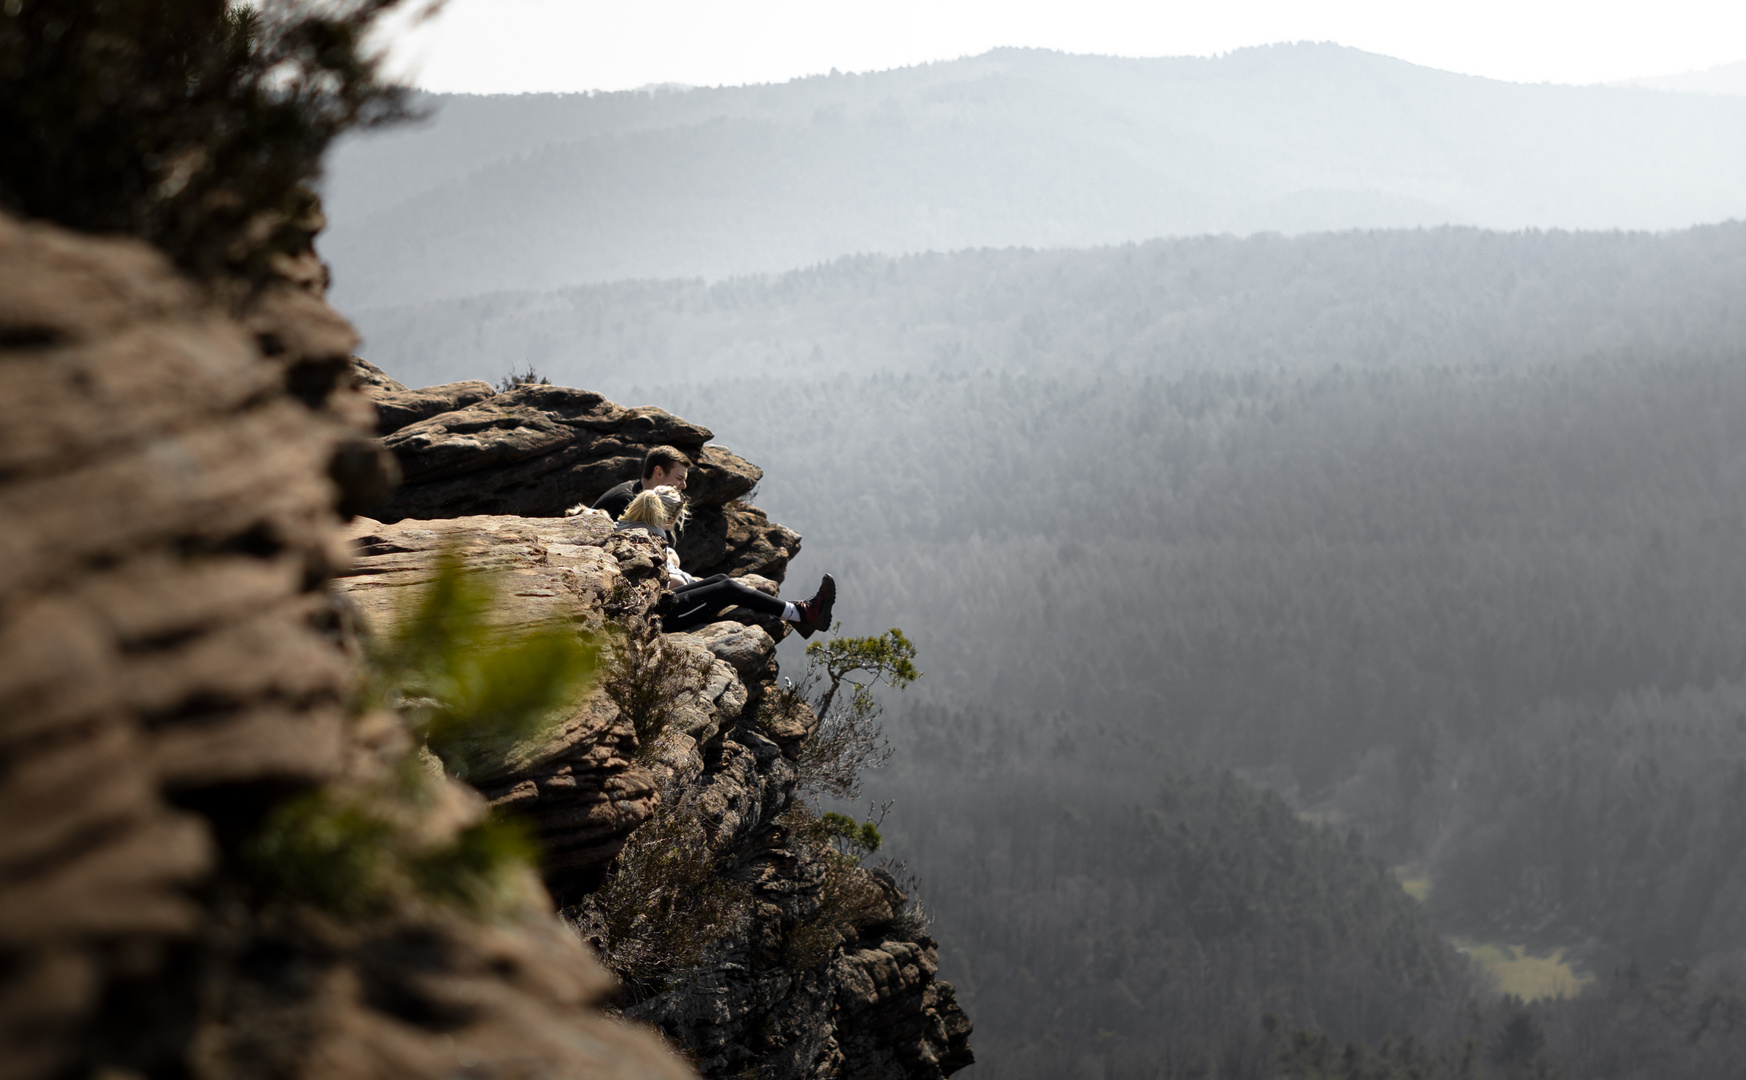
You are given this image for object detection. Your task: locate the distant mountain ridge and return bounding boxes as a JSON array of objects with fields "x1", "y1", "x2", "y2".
[{"x1": 320, "y1": 43, "x2": 1746, "y2": 310}]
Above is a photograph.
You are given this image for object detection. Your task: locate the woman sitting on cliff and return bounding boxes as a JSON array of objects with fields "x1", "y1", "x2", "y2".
[{"x1": 615, "y1": 487, "x2": 836, "y2": 637}]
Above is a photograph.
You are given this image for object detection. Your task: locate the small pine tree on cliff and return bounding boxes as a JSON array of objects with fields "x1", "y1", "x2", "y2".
[{"x1": 792, "y1": 627, "x2": 918, "y2": 800}]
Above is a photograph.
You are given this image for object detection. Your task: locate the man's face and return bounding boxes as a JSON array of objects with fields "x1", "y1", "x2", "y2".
[{"x1": 648, "y1": 463, "x2": 689, "y2": 491}]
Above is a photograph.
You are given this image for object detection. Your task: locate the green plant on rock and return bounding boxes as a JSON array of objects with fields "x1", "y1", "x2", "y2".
[
  {"x1": 755, "y1": 630, "x2": 924, "y2": 969},
  {"x1": 241, "y1": 789, "x2": 538, "y2": 919},
  {"x1": 575, "y1": 626, "x2": 924, "y2": 987},
  {"x1": 241, "y1": 790, "x2": 398, "y2": 917},
  {"x1": 241, "y1": 547, "x2": 594, "y2": 920},
  {"x1": 820, "y1": 810, "x2": 883, "y2": 863},
  {"x1": 878, "y1": 858, "x2": 933, "y2": 939},
  {"x1": 566, "y1": 791, "x2": 750, "y2": 996},
  {"x1": 780, "y1": 803, "x2": 897, "y2": 973},
  {"x1": 600, "y1": 614, "x2": 714, "y2": 761},
  {"x1": 787, "y1": 627, "x2": 919, "y2": 800},
  {"x1": 496, "y1": 364, "x2": 551, "y2": 392},
  {"x1": 366, "y1": 548, "x2": 600, "y2": 779},
  {"x1": 407, "y1": 814, "x2": 540, "y2": 914}
]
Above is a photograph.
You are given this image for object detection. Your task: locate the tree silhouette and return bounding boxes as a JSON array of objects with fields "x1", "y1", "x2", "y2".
[{"x1": 0, "y1": 0, "x2": 427, "y2": 281}]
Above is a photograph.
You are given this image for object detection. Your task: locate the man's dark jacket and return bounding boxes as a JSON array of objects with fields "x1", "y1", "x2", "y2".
[{"x1": 591, "y1": 479, "x2": 643, "y2": 520}]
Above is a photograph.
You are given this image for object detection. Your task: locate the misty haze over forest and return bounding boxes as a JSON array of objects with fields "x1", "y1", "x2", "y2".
[{"x1": 323, "y1": 42, "x2": 1746, "y2": 1080}]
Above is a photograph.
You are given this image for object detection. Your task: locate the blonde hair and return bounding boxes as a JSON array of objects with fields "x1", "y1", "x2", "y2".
[{"x1": 619, "y1": 485, "x2": 688, "y2": 532}]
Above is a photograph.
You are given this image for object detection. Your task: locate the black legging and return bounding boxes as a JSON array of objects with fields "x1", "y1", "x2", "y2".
[{"x1": 666, "y1": 574, "x2": 786, "y2": 633}]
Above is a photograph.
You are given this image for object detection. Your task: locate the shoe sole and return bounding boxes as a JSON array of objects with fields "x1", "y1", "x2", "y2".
[
  {"x1": 814, "y1": 574, "x2": 836, "y2": 634},
  {"x1": 796, "y1": 574, "x2": 836, "y2": 639}
]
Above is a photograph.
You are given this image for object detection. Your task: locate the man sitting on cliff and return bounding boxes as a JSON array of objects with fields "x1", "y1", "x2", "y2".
[{"x1": 590, "y1": 445, "x2": 690, "y2": 520}]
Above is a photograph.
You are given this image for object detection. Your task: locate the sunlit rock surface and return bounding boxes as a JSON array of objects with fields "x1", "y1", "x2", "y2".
[
  {"x1": 335, "y1": 513, "x2": 669, "y2": 899},
  {"x1": 370, "y1": 377, "x2": 498, "y2": 435}
]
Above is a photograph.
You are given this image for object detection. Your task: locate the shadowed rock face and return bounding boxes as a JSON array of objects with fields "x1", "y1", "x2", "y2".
[
  {"x1": 355, "y1": 367, "x2": 800, "y2": 581},
  {"x1": 674, "y1": 498, "x2": 803, "y2": 582},
  {"x1": 626, "y1": 856, "x2": 977, "y2": 1080},
  {"x1": 613, "y1": 779, "x2": 977, "y2": 1080},
  {"x1": 378, "y1": 383, "x2": 711, "y2": 506},
  {"x1": 0, "y1": 210, "x2": 691, "y2": 1080}
]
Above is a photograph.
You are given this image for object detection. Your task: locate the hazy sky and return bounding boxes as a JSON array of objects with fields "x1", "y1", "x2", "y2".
[{"x1": 381, "y1": 0, "x2": 1746, "y2": 94}]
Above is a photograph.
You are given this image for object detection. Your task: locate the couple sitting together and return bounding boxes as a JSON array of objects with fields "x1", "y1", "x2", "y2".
[{"x1": 585, "y1": 445, "x2": 836, "y2": 637}]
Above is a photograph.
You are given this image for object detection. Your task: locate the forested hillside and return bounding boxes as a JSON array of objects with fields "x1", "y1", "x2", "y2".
[
  {"x1": 348, "y1": 222, "x2": 1746, "y2": 1076},
  {"x1": 318, "y1": 44, "x2": 1746, "y2": 306},
  {"x1": 874, "y1": 707, "x2": 1480, "y2": 1078},
  {"x1": 348, "y1": 224, "x2": 1746, "y2": 390},
  {"x1": 875, "y1": 709, "x2": 1746, "y2": 1080}
]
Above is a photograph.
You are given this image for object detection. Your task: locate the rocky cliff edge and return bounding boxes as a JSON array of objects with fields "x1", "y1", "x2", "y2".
[
  {"x1": 335, "y1": 371, "x2": 974, "y2": 1080},
  {"x1": 0, "y1": 206, "x2": 969, "y2": 1080}
]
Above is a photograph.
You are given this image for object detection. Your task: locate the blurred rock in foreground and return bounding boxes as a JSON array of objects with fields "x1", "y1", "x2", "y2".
[{"x1": 0, "y1": 209, "x2": 689, "y2": 1080}]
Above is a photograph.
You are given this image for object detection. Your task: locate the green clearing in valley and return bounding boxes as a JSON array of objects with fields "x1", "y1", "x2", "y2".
[
  {"x1": 1457, "y1": 942, "x2": 1592, "y2": 1000},
  {"x1": 1390, "y1": 867, "x2": 1589, "y2": 1000}
]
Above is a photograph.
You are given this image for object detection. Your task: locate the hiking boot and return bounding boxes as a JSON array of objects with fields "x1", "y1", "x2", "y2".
[{"x1": 794, "y1": 574, "x2": 836, "y2": 639}]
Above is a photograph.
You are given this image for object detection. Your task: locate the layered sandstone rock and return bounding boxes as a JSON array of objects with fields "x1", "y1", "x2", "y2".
[
  {"x1": 334, "y1": 513, "x2": 670, "y2": 899},
  {"x1": 334, "y1": 514, "x2": 973, "y2": 1080},
  {"x1": 0, "y1": 211, "x2": 689, "y2": 1080},
  {"x1": 370, "y1": 378, "x2": 498, "y2": 435},
  {"x1": 829, "y1": 932, "x2": 978, "y2": 1079},
  {"x1": 354, "y1": 370, "x2": 800, "y2": 581},
  {"x1": 0, "y1": 211, "x2": 353, "y2": 1080},
  {"x1": 674, "y1": 499, "x2": 804, "y2": 583},
  {"x1": 350, "y1": 355, "x2": 408, "y2": 392},
  {"x1": 0, "y1": 202, "x2": 967, "y2": 1080}
]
